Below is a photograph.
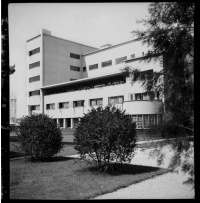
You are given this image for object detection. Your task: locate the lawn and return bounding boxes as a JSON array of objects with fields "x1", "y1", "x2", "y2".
[{"x1": 10, "y1": 158, "x2": 170, "y2": 200}]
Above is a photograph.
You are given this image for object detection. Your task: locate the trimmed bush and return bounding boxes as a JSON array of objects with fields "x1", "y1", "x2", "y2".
[
  {"x1": 15, "y1": 114, "x2": 63, "y2": 161},
  {"x1": 74, "y1": 105, "x2": 138, "y2": 172}
]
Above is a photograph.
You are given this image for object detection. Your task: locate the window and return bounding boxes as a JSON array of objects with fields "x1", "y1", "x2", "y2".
[
  {"x1": 131, "y1": 54, "x2": 135, "y2": 59},
  {"x1": 142, "y1": 52, "x2": 144, "y2": 56},
  {"x1": 83, "y1": 67, "x2": 86, "y2": 72},
  {"x1": 31, "y1": 105, "x2": 40, "y2": 111},
  {"x1": 89, "y1": 64, "x2": 98, "y2": 70},
  {"x1": 29, "y1": 75, "x2": 40, "y2": 83},
  {"x1": 74, "y1": 100, "x2": 84, "y2": 107},
  {"x1": 59, "y1": 102, "x2": 69, "y2": 109},
  {"x1": 135, "y1": 69, "x2": 153, "y2": 81},
  {"x1": 115, "y1": 56, "x2": 127, "y2": 65},
  {"x1": 70, "y1": 78, "x2": 77, "y2": 81},
  {"x1": 135, "y1": 92, "x2": 150, "y2": 101},
  {"x1": 90, "y1": 98, "x2": 103, "y2": 106},
  {"x1": 29, "y1": 90, "x2": 40, "y2": 97},
  {"x1": 108, "y1": 96, "x2": 124, "y2": 104},
  {"x1": 102, "y1": 60, "x2": 112, "y2": 68},
  {"x1": 29, "y1": 47, "x2": 40, "y2": 56},
  {"x1": 59, "y1": 119, "x2": 64, "y2": 128},
  {"x1": 131, "y1": 114, "x2": 162, "y2": 129},
  {"x1": 46, "y1": 103, "x2": 55, "y2": 110},
  {"x1": 70, "y1": 53, "x2": 80, "y2": 59},
  {"x1": 70, "y1": 66, "x2": 80, "y2": 72},
  {"x1": 29, "y1": 61, "x2": 40, "y2": 69}
]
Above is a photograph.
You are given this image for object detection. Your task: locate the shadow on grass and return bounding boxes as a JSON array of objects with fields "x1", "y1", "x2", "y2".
[{"x1": 76, "y1": 161, "x2": 168, "y2": 176}]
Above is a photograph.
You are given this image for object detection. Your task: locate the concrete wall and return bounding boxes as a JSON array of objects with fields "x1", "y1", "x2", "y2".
[
  {"x1": 43, "y1": 35, "x2": 97, "y2": 86},
  {"x1": 81, "y1": 40, "x2": 154, "y2": 78},
  {"x1": 43, "y1": 78, "x2": 162, "y2": 119}
]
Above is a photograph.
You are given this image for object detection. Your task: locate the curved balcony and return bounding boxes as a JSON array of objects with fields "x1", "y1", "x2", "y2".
[{"x1": 123, "y1": 100, "x2": 162, "y2": 115}]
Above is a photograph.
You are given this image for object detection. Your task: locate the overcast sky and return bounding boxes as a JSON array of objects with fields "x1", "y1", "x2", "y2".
[{"x1": 8, "y1": 3, "x2": 150, "y2": 118}]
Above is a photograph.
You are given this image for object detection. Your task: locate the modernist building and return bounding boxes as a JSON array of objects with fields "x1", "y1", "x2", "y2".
[{"x1": 27, "y1": 29, "x2": 163, "y2": 129}]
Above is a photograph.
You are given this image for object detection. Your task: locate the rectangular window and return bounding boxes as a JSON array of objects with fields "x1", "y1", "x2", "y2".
[
  {"x1": 29, "y1": 47, "x2": 40, "y2": 56},
  {"x1": 135, "y1": 92, "x2": 150, "y2": 101},
  {"x1": 59, "y1": 102, "x2": 69, "y2": 109},
  {"x1": 70, "y1": 78, "x2": 77, "y2": 81},
  {"x1": 70, "y1": 66, "x2": 80, "y2": 72},
  {"x1": 131, "y1": 54, "x2": 135, "y2": 59},
  {"x1": 59, "y1": 119, "x2": 64, "y2": 128},
  {"x1": 29, "y1": 90, "x2": 40, "y2": 97},
  {"x1": 70, "y1": 53, "x2": 80, "y2": 59},
  {"x1": 83, "y1": 67, "x2": 86, "y2": 72},
  {"x1": 46, "y1": 103, "x2": 55, "y2": 110},
  {"x1": 108, "y1": 96, "x2": 124, "y2": 104},
  {"x1": 29, "y1": 61, "x2": 40, "y2": 69},
  {"x1": 89, "y1": 64, "x2": 98, "y2": 71},
  {"x1": 115, "y1": 56, "x2": 127, "y2": 65},
  {"x1": 31, "y1": 105, "x2": 40, "y2": 111},
  {"x1": 142, "y1": 52, "x2": 144, "y2": 56},
  {"x1": 90, "y1": 98, "x2": 103, "y2": 106},
  {"x1": 74, "y1": 100, "x2": 84, "y2": 107},
  {"x1": 102, "y1": 60, "x2": 112, "y2": 68},
  {"x1": 131, "y1": 114, "x2": 162, "y2": 129},
  {"x1": 29, "y1": 75, "x2": 40, "y2": 83}
]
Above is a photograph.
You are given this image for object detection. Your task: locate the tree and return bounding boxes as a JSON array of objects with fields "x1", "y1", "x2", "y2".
[
  {"x1": 123, "y1": 2, "x2": 194, "y2": 187},
  {"x1": 74, "y1": 106, "x2": 138, "y2": 172},
  {"x1": 15, "y1": 114, "x2": 63, "y2": 161}
]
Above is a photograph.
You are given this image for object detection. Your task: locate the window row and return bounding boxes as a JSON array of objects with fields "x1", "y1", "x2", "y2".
[
  {"x1": 29, "y1": 75, "x2": 40, "y2": 83},
  {"x1": 29, "y1": 47, "x2": 40, "y2": 56},
  {"x1": 128, "y1": 91, "x2": 160, "y2": 101},
  {"x1": 70, "y1": 65, "x2": 80, "y2": 72},
  {"x1": 46, "y1": 96, "x2": 123, "y2": 110},
  {"x1": 29, "y1": 61, "x2": 40, "y2": 69},
  {"x1": 131, "y1": 114, "x2": 162, "y2": 129}
]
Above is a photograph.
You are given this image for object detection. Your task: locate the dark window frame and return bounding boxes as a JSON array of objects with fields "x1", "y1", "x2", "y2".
[
  {"x1": 29, "y1": 61, "x2": 40, "y2": 69},
  {"x1": 115, "y1": 56, "x2": 127, "y2": 65},
  {"x1": 29, "y1": 47, "x2": 40, "y2": 56},
  {"x1": 70, "y1": 53, "x2": 80, "y2": 60},
  {"x1": 29, "y1": 75, "x2": 40, "y2": 83},
  {"x1": 70, "y1": 65, "x2": 80, "y2": 72},
  {"x1": 89, "y1": 64, "x2": 98, "y2": 71},
  {"x1": 102, "y1": 60, "x2": 112, "y2": 68}
]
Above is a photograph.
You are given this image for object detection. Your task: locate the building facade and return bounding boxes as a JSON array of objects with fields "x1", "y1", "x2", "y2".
[{"x1": 27, "y1": 29, "x2": 163, "y2": 129}]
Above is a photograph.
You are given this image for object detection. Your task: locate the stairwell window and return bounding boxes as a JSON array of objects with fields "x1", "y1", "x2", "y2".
[
  {"x1": 29, "y1": 61, "x2": 40, "y2": 69},
  {"x1": 46, "y1": 103, "x2": 55, "y2": 110},
  {"x1": 83, "y1": 67, "x2": 86, "y2": 72},
  {"x1": 29, "y1": 90, "x2": 40, "y2": 97},
  {"x1": 29, "y1": 47, "x2": 40, "y2": 56},
  {"x1": 29, "y1": 75, "x2": 40, "y2": 83}
]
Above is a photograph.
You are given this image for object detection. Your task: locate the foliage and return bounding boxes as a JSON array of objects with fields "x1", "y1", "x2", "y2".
[
  {"x1": 123, "y1": 2, "x2": 194, "y2": 186},
  {"x1": 15, "y1": 114, "x2": 63, "y2": 161},
  {"x1": 74, "y1": 105, "x2": 138, "y2": 172}
]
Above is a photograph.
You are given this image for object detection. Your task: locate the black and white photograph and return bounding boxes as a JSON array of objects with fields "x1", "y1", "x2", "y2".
[{"x1": 2, "y1": 2, "x2": 194, "y2": 200}]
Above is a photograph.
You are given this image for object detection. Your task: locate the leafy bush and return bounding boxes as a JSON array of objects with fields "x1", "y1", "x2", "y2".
[
  {"x1": 15, "y1": 114, "x2": 63, "y2": 161},
  {"x1": 74, "y1": 105, "x2": 138, "y2": 172}
]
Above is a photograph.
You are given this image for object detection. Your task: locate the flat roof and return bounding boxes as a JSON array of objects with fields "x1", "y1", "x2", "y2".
[
  {"x1": 41, "y1": 71, "x2": 125, "y2": 90},
  {"x1": 82, "y1": 38, "x2": 143, "y2": 56}
]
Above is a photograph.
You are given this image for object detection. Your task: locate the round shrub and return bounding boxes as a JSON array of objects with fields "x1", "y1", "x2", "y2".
[
  {"x1": 74, "y1": 105, "x2": 138, "y2": 171},
  {"x1": 15, "y1": 114, "x2": 63, "y2": 161}
]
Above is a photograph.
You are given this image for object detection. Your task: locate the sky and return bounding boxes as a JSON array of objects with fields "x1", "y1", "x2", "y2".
[{"x1": 8, "y1": 2, "x2": 150, "y2": 118}]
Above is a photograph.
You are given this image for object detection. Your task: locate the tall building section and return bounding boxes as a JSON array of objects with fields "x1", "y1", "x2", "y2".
[{"x1": 27, "y1": 29, "x2": 163, "y2": 130}]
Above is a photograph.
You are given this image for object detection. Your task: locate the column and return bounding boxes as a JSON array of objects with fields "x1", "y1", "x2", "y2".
[{"x1": 71, "y1": 118, "x2": 74, "y2": 129}]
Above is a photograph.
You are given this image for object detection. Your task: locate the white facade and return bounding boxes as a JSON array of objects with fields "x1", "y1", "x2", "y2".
[{"x1": 27, "y1": 29, "x2": 163, "y2": 129}]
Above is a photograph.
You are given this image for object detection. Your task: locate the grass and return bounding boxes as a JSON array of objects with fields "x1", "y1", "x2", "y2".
[{"x1": 10, "y1": 158, "x2": 170, "y2": 200}]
